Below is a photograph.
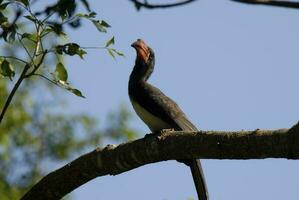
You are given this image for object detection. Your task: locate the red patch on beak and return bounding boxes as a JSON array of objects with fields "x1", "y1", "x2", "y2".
[{"x1": 131, "y1": 39, "x2": 150, "y2": 62}]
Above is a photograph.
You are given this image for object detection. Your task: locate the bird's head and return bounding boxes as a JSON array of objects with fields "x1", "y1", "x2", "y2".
[
  {"x1": 130, "y1": 39, "x2": 155, "y2": 83},
  {"x1": 131, "y1": 39, "x2": 154, "y2": 65}
]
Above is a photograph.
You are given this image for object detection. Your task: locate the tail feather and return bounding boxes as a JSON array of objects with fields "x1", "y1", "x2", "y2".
[{"x1": 189, "y1": 159, "x2": 209, "y2": 200}]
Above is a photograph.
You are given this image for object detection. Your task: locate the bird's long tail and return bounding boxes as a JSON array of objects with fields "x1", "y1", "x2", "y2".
[{"x1": 188, "y1": 159, "x2": 209, "y2": 200}]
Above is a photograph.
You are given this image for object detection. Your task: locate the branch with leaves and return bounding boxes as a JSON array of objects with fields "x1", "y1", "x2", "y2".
[
  {"x1": 20, "y1": 122, "x2": 299, "y2": 199},
  {"x1": 0, "y1": 0, "x2": 123, "y2": 123}
]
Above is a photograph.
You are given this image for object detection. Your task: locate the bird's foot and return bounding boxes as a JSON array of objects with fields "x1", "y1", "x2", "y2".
[
  {"x1": 144, "y1": 129, "x2": 175, "y2": 139},
  {"x1": 160, "y1": 128, "x2": 175, "y2": 134}
]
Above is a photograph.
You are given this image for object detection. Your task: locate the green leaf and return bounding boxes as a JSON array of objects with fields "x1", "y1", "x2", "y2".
[
  {"x1": 55, "y1": 62, "x2": 68, "y2": 82},
  {"x1": 111, "y1": 49, "x2": 124, "y2": 57},
  {"x1": 64, "y1": 43, "x2": 80, "y2": 56},
  {"x1": 48, "y1": 23, "x2": 65, "y2": 36},
  {"x1": 0, "y1": 12, "x2": 8, "y2": 25},
  {"x1": 0, "y1": 2, "x2": 10, "y2": 10},
  {"x1": 55, "y1": 45, "x2": 64, "y2": 55},
  {"x1": 24, "y1": 15, "x2": 37, "y2": 23},
  {"x1": 21, "y1": 33, "x2": 36, "y2": 41},
  {"x1": 92, "y1": 20, "x2": 110, "y2": 33},
  {"x1": 105, "y1": 36, "x2": 115, "y2": 47},
  {"x1": 60, "y1": 43, "x2": 86, "y2": 58},
  {"x1": 107, "y1": 49, "x2": 115, "y2": 59},
  {"x1": 68, "y1": 88, "x2": 85, "y2": 98},
  {"x1": 0, "y1": 60, "x2": 15, "y2": 80},
  {"x1": 80, "y1": 0, "x2": 91, "y2": 12},
  {"x1": 76, "y1": 12, "x2": 96, "y2": 19},
  {"x1": 77, "y1": 49, "x2": 87, "y2": 59},
  {"x1": 100, "y1": 20, "x2": 111, "y2": 28}
]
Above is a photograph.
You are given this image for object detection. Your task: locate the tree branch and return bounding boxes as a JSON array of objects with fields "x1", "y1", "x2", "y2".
[
  {"x1": 231, "y1": 0, "x2": 299, "y2": 9},
  {"x1": 21, "y1": 122, "x2": 299, "y2": 200},
  {"x1": 0, "y1": 64, "x2": 30, "y2": 124},
  {"x1": 130, "y1": 0, "x2": 198, "y2": 10},
  {"x1": 129, "y1": 0, "x2": 299, "y2": 10}
]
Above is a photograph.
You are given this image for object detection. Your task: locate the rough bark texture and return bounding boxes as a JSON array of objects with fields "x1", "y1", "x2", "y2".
[{"x1": 20, "y1": 123, "x2": 299, "y2": 200}]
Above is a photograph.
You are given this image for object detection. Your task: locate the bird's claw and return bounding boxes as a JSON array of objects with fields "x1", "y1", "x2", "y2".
[{"x1": 160, "y1": 128, "x2": 175, "y2": 133}]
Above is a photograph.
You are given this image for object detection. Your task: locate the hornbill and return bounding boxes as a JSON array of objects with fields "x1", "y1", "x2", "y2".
[{"x1": 129, "y1": 39, "x2": 209, "y2": 200}]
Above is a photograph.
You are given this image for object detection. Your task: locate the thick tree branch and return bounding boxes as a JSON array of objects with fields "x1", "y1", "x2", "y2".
[{"x1": 21, "y1": 122, "x2": 299, "y2": 200}]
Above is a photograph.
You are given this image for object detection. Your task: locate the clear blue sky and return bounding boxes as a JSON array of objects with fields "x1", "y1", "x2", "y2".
[{"x1": 59, "y1": 1, "x2": 299, "y2": 199}]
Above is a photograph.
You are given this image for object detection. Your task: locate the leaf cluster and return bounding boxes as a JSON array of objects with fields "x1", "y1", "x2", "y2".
[{"x1": 0, "y1": 0, "x2": 124, "y2": 99}]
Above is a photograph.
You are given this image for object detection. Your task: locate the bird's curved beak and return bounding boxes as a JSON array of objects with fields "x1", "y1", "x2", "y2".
[{"x1": 131, "y1": 39, "x2": 150, "y2": 62}]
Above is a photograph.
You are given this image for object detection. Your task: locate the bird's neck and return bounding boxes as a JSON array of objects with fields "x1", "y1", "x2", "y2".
[{"x1": 129, "y1": 59, "x2": 154, "y2": 86}]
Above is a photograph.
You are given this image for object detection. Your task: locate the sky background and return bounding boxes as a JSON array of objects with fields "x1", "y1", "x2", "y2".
[{"x1": 53, "y1": 0, "x2": 299, "y2": 199}]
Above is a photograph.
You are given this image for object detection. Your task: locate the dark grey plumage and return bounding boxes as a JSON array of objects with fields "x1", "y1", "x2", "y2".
[{"x1": 129, "y1": 39, "x2": 208, "y2": 200}]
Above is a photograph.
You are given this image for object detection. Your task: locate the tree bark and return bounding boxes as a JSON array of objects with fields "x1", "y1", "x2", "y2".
[{"x1": 21, "y1": 122, "x2": 299, "y2": 200}]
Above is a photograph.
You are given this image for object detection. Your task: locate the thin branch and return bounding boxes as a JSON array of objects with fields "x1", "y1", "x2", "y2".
[
  {"x1": 131, "y1": 0, "x2": 197, "y2": 9},
  {"x1": 129, "y1": 0, "x2": 299, "y2": 10},
  {"x1": 231, "y1": 0, "x2": 299, "y2": 9},
  {"x1": 17, "y1": 34, "x2": 34, "y2": 64},
  {"x1": 21, "y1": 123, "x2": 299, "y2": 200},
  {"x1": 80, "y1": 46, "x2": 106, "y2": 49},
  {"x1": 31, "y1": 73, "x2": 60, "y2": 87},
  {"x1": 25, "y1": 49, "x2": 48, "y2": 77},
  {"x1": 0, "y1": 64, "x2": 30, "y2": 124},
  {"x1": 0, "y1": 56, "x2": 27, "y2": 64}
]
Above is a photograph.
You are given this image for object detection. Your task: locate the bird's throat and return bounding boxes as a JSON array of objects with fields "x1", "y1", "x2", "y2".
[{"x1": 129, "y1": 61, "x2": 153, "y2": 85}]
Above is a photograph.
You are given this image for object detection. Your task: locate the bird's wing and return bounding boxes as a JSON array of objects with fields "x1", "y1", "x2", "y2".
[{"x1": 132, "y1": 82, "x2": 198, "y2": 131}]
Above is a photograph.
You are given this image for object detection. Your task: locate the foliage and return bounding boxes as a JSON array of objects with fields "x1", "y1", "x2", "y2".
[
  {"x1": 0, "y1": 1, "x2": 134, "y2": 199},
  {"x1": 0, "y1": 0, "x2": 123, "y2": 101}
]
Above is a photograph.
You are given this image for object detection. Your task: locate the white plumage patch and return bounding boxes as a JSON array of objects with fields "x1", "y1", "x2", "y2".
[{"x1": 130, "y1": 98, "x2": 171, "y2": 132}]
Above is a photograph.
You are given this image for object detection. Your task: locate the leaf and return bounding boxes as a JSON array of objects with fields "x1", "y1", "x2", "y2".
[
  {"x1": 0, "y1": 12, "x2": 8, "y2": 25},
  {"x1": 64, "y1": 43, "x2": 80, "y2": 56},
  {"x1": 21, "y1": 33, "x2": 36, "y2": 41},
  {"x1": 0, "y1": 60, "x2": 15, "y2": 80},
  {"x1": 76, "y1": 12, "x2": 96, "y2": 19},
  {"x1": 100, "y1": 20, "x2": 111, "y2": 28},
  {"x1": 92, "y1": 20, "x2": 110, "y2": 33},
  {"x1": 55, "y1": 62, "x2": 68, "y2": 82},
  {"x1": 105, "y1": 36, "x2": 115, "y2": 47},
  {"x1": 68, "y1": 88, "x2": 85, "y2": 98},
  {"x1": 80, "y1": 0, "x2": 91, "y2": 12},
  {"x1": 48, "y1": 23, "x2": 65, "y2": 36},
  {"x1": 0, "y1": 2, "x2": 10, "y2": 10},
  {"x1": 111, "y1": 49, "x2": 124, "y2": 57},
  {"x1": 24, "y1": 15, "x2": 37, "y2": 23},
  {"x1": 77, "y1": 49, "x2": 87, "y2": 59},
  {"x1": 60, "y1": 43, "x2": 86, "y2": 58},
  {"x1": 107, "y1": 49, "x2": 115, "y2": 59},
  {"x1": 55, "y1": 45, "x2": 64, "y2": 55}
]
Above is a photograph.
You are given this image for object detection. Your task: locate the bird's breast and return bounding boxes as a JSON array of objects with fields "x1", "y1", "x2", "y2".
[{"x1": 130, "y1": 98, "x2": 171, "y2": 132}]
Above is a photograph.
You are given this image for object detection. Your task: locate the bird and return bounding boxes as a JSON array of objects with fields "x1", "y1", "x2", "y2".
[{"x1": 128, "y1": 39, "x2": 209, "y2": 200}]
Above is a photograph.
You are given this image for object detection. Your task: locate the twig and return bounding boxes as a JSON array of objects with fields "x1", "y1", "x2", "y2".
[
  {"x1": 0, "y1": 56, "x2": 27, "y2": 64},
  {"x1": 131, "y1": 0, "x2": 197, "y2": 9},
  {"x1": 0, "y1": 64, "x2": 30, "y2": 124},
  {"x1": 31, "y1": 73, "x2": 60, "y2": 87},
  {"x1": 231, "y1": 0, "x2": 299, "y2": 9},
  {"x1": 25, "y1": 50, "x2": 48, "y2": 77}
]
